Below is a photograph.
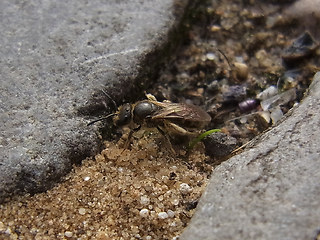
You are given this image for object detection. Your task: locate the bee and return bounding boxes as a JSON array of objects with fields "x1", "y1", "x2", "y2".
[{"x1": 88, "y1": 93, "x2": 211, "y2": 153}]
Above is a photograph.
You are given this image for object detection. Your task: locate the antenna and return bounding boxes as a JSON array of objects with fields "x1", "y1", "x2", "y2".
[
  {"x1": 87, "y1": 113, "x2": 116, "y2": 126},
  {"x1": 101, "y1": 89, "x2": 117, "y2": 109}
]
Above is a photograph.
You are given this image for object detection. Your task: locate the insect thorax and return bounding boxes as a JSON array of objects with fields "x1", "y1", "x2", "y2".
[{"x1": 133, "y1": 101, "x2": 159, "y2": 125}]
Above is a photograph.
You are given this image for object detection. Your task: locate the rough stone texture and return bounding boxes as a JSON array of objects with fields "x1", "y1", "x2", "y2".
[
  {"x1": 0, "y1": 0, "x2": 189, "y2": 201},
  {"x1": 284, "y1": 0, "x2": 320, "y2": 39},
  {"x1": 180, "y1": 72, "x2": 320, "y2": 239}
]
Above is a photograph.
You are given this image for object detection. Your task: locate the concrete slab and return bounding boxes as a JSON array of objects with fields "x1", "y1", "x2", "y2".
[{"x1": 0, "y1": 0, "x2": 189, "y2": 201}]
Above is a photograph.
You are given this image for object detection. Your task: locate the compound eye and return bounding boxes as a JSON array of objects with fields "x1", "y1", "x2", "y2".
[{"x1": 115, "y1": 103, "x2": 132, "y2": 126}]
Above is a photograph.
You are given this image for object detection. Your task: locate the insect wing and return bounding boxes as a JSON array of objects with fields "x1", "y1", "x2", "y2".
[{"x1": 151, "y1": 102, "x2": 211, "y2": 127}]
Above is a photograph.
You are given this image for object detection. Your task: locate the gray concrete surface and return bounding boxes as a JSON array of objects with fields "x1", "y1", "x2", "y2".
[
  {"x1": 0, "y1": 0, "x2": 189, "y2": 201},
  {"x1": 180, "y1": 72, "x2": 320, "y2": 239}
]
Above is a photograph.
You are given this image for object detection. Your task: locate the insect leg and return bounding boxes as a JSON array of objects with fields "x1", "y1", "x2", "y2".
[
  {"x1": 123, "y1": 125, "x2": 141, "y2": 149},
  {"x1": 164, "y1": 122, "x2": 195, "y2": 136},
  {"x1": 156, "y1": 126, "x2": 176, "y2": 155}
]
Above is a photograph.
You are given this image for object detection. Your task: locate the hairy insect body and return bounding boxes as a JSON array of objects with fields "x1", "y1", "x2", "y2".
[{"x1": 89, "y1": 94, "x2": 211, "y2": 152}]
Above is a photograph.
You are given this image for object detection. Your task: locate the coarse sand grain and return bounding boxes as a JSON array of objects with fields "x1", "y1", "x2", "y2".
[{"x1": 0, "y1": 132, "x2": 212, "y2": 239}]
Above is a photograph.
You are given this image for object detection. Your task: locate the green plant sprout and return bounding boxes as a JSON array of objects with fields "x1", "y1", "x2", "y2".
[{"x1": 188, "y1": 129, "x2": 221, "y2": 149}]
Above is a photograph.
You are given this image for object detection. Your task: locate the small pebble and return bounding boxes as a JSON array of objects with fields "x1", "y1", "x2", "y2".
[
  {"x1": 83, "y1": 176, "x2": 90, "y2": 181},
  {"x1": 233, "y1": 62, "x2": 249, "y2": 80},
  {"x1": 257, "y1": 111, "x2": 271, "y2": 126},
  {"x1": 255, "y1": 49, "x2": 273, "y2": 68},
  {"x1": 139, "y1": 209, "x2": 149, "y2": 218},
  {"x1": 140, "y1": 196, "x2": 150, "y2": 205},
  {"x1": 203, "y1": 132, "x2": 238, "y2": 158},
  {"x1": 64, "y1": 231, "x2": 73, "y2": 237},
  {"x1": 167, "y1": 210, "x2": 175, "y2": 218},
  {"x1": 206, "y1": 52, "x2": 216, "y2": 61},
  {"x1": 260, "y1": 88, "x2": 296, "y2": 111},
  {"x1": 270, "y1": 106, "x2": 284, "y2": 124},
  {"x1": 179, "y1": 183, "x2": 192, "y2": 194},
  {"x1": 222, "y1": 85, "x2": 247, "y2": 103},
  {"x1": 257, "y1": 85, "x2": 278, "y2": 100},
  {"x1": 158, "y1": 212, "x2": 169, "y2": 219},
  {"x1": 282, "y1": 31, "x2": 319, "y2": 63},
  {"x1": 207, "y1": 80, "x2": 219, "y2": 93},
  {"x1": 210, "y1": 25, "x2": 221, "y2": 32},
  {"x1": 172, "y1": 199, "x2": 179, "y2": 206},
  {"x1": 0, "y1": 221, "x2": 6, "y2": 231},
  {"x1": 78, "y1": 208, "x2": 86, "y2": 215}
]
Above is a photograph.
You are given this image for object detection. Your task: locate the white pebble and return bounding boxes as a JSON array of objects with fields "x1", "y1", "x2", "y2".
[
  {"x1": 179, "y1": 183, "x2": 192, "y2": 194},
  {"x1": 167, "y1": 210, "x2": 175, "y2": 218},
  {"x1": 78, "y1": 208, "x2": 86, "y2": 215},
  {"x1": 139, "y1": 208, "x2": 149, "y2": 218},
  {"x1": 206, "y1": 52, "x2": 216, "y2": 61},
  {"x1": 65, "y1": 231, "x2": 73, "y2": 237},
  {"x1": 140, "y1": 196, "x2": 150, "y2": 205},
  {"x1": 270, "y1": 106, "x2": 283, "y2": 124},
  {"x1": 257, "y1": 85, "x2": 278, "y2": 100},
  {"x1": 172, "y1": 199, "x2": 179, "y2": 206},
  {"x1": 158, "y1": 212, "x2": 168, "y2": 219},
  {"x1": 4, "y1": 227, "x2": 12, "y2": 235},
  {"x1": 170, "y1": 166, "x2": 178, "y2": 171},
  {"x1": 170, "y1": 221, "x2": 177, "y2": 227},
  {"x1": 83, "y1": 176, "x2": 90, "y2": 181}
]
